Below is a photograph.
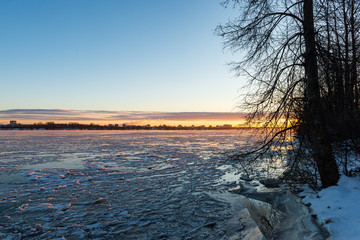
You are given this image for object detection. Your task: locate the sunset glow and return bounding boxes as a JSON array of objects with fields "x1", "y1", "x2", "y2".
[{"x1": 0, "y1": 109, "x2": 247, "y2": 127}]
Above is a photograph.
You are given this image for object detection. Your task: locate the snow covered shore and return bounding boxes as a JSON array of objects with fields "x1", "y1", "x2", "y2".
[
  {"x1": 223, "y1": 160, "x2": 360, "y2": 239},
  {"x1": 301, "y1": 175, "x2": 360, "y2": 240}
]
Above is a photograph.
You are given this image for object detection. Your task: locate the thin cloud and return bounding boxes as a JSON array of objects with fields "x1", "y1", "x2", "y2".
[
  {"x1": 109, "y1": 112, "x2": 246, "y2": 121},
  {"x1": 0, "y1": 109, "x2": 246, "y2": 124}
]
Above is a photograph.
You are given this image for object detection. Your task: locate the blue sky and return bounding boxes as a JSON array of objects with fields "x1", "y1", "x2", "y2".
[{"x1": 0, "y1": 0, "x2": 244, "y2": 122}]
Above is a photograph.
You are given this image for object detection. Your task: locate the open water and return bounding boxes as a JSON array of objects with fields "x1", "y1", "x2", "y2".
[{"x1": 0, "y1": 130, "x2": 261, "y2": 239}]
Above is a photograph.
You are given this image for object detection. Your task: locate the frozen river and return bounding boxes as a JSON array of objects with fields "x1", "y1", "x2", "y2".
[{"x1": 0, "y1": 130, "x2": 261, "y2": 239}]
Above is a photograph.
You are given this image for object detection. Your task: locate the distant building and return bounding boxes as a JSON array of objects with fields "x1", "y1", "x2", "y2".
[
  {"x1": 10, "y1": 120, "x2": 17, "y2": 126},
  {"x1": 223, "y1": 124, "x2": 233, "y2": 128}
]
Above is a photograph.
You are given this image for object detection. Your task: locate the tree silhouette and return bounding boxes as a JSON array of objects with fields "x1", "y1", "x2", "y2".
[{"x1": 217, "y1": 0, "x2": 343, "y2": 187}]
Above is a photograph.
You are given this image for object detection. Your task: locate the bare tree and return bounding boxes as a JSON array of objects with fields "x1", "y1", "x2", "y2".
[
  {"x1": 314, "y1": 0, "x2": 360, "y2": 175},
  {"x1": 217, "y1": 0, "x2": 340, "y2": 187},
  {"x1": 303, "y1": 0, "x2": 339, "y2": 187}
]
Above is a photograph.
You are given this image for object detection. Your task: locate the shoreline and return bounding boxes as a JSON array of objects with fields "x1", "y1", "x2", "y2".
[{"x1": 220, "y1": 163, "x2": 330, "y2": 239}]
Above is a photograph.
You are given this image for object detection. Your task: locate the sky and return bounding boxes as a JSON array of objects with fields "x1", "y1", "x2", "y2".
[{"x1": 0, "y1": 0, "x2": 246, "y2": 125}]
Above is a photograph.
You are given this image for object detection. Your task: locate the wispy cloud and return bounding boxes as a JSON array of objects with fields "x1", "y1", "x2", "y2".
[{"x1": 0, "y1": 109, "x2": 246, "y2": 125}]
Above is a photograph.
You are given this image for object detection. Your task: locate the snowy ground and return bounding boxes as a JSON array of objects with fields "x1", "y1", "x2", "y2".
[{"x1": 301, "y1": 175, "x2": 360, "y2": 240}]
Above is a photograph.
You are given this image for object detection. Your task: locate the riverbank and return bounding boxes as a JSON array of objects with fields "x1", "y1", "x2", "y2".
[
  {"x1": 221, "y1": 171, "x2": 329, "y2": 239},
  {"x1": 225, "y1": 161, "x2": 360, "y2": 239},
  {"x1": 301, "y1": 175, "x2": 360, "y2": 240}
]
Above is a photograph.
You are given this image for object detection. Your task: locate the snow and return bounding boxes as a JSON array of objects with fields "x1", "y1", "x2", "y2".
[{"x1": 302, "y1": 175, "x2": 360, "y2": 240}]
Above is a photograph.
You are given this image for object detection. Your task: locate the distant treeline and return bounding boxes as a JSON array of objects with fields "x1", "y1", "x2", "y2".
[{"x1": 0, "y1": 122, "x2": 243, "y2": 130}]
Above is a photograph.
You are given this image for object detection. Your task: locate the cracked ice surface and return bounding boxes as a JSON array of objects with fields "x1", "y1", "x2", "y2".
[{"x1": 0, "y1": 130, "x2": 259, "y2": 239}]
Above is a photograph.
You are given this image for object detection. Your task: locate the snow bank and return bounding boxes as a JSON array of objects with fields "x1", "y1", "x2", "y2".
[{"x1": 302, "y1": 176, "x2": 360, "y2": 240}]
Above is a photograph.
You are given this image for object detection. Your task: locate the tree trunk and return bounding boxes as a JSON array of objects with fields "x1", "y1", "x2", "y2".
[
  {"x1": 350, "y1": 0, "x2": 359, "y2": 116},
  {"x1": 332, "y1": 3, "x2": 345, "y2": 117},
  {"x1": 342, "y1": 0, "x2": 353, "y2": 115},
  {"x1": 303, "y1": 0, "x2": 339, "y2": 188}
]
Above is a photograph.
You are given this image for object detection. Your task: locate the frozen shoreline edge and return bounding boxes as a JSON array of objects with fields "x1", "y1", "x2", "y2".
[{"x1": 226, "y1": 180, "x2": 330, "y2": 239}]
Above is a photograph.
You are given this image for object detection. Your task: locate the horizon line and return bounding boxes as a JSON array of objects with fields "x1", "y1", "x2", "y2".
[{"x1": 0, "y1": 109, "x2": 247, "y2": 126}]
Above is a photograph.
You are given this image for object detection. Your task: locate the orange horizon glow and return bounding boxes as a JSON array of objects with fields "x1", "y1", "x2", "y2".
[
  {"x1": 0, "y1": 109, "x2": 249, "y2": 127},
  {"x1": 2, "y1": 119, "x2": 247, "y2": 127},
  {"x1": 0, "y1": 109, "x2": 297, "y2": 128},
  {"x1": 0, "y1": 109, "x2": 299, "y2": 129}
]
